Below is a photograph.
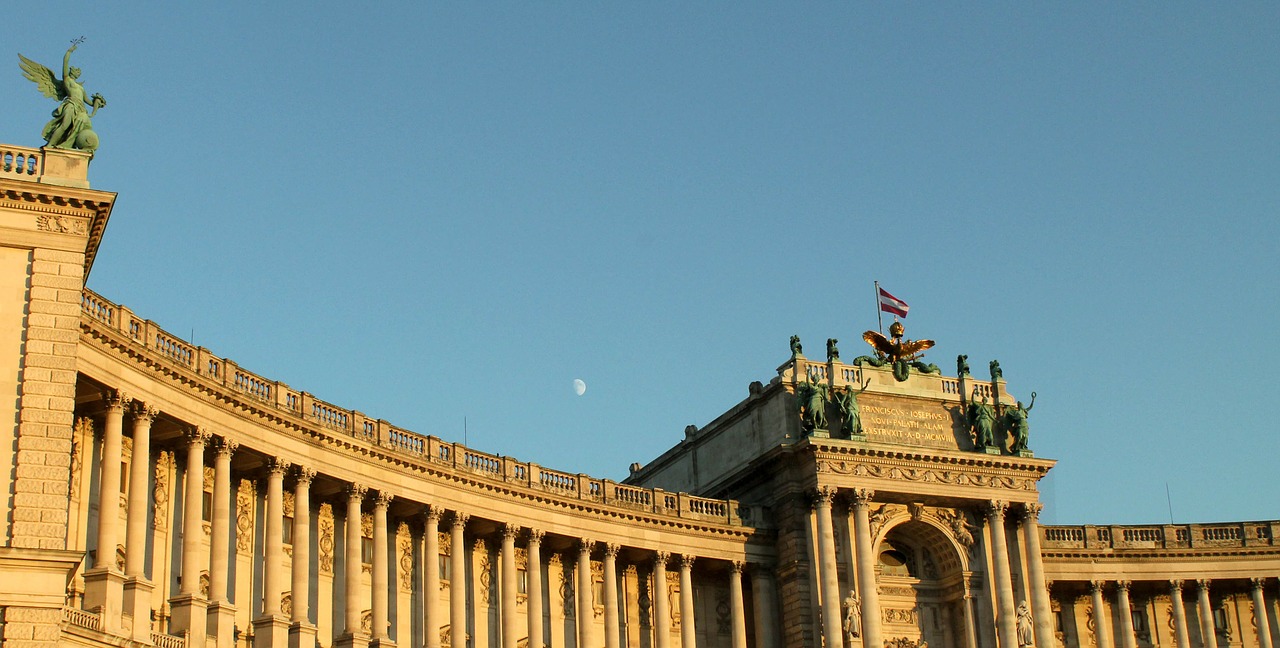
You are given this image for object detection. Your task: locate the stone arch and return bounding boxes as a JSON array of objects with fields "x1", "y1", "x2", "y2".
[
  {"x1": 873, "y1": 515, "x2": 973, "y2": 648},
  {"x1": 872, "y1": 511, "x2": 972, "y2": 574}
]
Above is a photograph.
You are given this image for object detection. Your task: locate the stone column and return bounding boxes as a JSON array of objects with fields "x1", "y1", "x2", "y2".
[
  {"x1": 728, "y1": 561, "x2": 747, "y2": 648},
  {"x1": 1197, "y1": 580, "x2": 1218, "y2": 648},
  {"x1": 122, "y1": 402, "x2": 157, "y2": 642},
  {"x1": 1253, "y1": 579, "x2": 1275, "y2": 648},
  {"x1": 370, "y1": 491, "x2": 393, "y2": 646},
  {"x1": 1169, "y1": 580, "x2": 1191, "y2": 648},
  {"x1": 208, "y1": 438, "x2": 238, "y2": 647},
  {"x1": 1114, "y1": 581, "x2": 1136, "y2": 648},
  {"x1": 1090, "y1": 580, "x2": 1114, "y2": 648},
  {"x1": 679, "y1": 554, "x2": 697, "y2": 648},
  {"x1": 450, "y1": 513, "x2": 469, "y2": 648},
  {"x1": 603, "y1": 543, "x2": 621, "y2": 648},
  {"x1": 654, "y1": 552, "x2": 671, "y2": 648},
  {"x1": 255, "y1": 457, "x2": 292, "y2": 647},
  {"x1": 850, "y1": 488, "x2": 883, "y2": 648},
  {"x1": 813, "y1": 486, "x2": 845, "y2": 648},
  {"x1": 423, "y1": 508, "x2": 443, "y2": 648},
  {"x1": 171, "y1": 427, "x2": 211, "y2": 641},
  {"x1": 337, "y1": 483, "x2": 368, "y2": 648},
  {"x1": 501, "y1": 524, "x2": 519, "y2": 648},
  {"x1": 1019, "y1": 504, "x2": 1055, "y2": 648},
  {"x1": 84, "y1": 391, "x2": 128, "y2": 633},
  {"x1": 750, "y1": 565, "x2": 779, "y2": 648},
  {"x1": 577, "y1": 539, "x2": 596, "y2": 648},
  {"x1": 527, "y1": 529, "x2": 545, "y2": 648},
  {"x1": 984, "y1": 500, "x2": 1018, "y2": 648},
  {"x1": 962, "y1": 589, "x2": 979, "y2": 648},
  {"x1": 289, "y1": 467, "x2": 317, "y2": 648}
]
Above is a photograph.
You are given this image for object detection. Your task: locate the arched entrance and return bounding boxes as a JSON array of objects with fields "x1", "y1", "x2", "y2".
[{"x1": 875, "y1": 520, "x2": 968, "y2": 648}]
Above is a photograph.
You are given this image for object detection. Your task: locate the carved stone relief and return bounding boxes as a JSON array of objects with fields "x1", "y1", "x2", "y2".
[
  {"x1": 820, "y1": 460, "x2": 1037, "y2": 490},
  {"x1": 398, "y1": 522, "x2": 413, "y2": 591},
  {"x1": 153, "y1": 451, "x2": 172, "y2": 530},
  {"x1": 318, "y1": 503, "x2": 334, "y2": 574},
  {"x1": 235, "y1": 479, "x2": 254, "y2": 553}
]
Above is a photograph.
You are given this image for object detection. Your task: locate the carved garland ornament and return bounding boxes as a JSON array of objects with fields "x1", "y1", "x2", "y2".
[
  {"x1": 820, "y1": 460, "x2": 1037, "y2": 490},
  {"x1": 153, "y1": 451, "x2": 172, "y2": 530},
  {"x1": 236, "y1": 479, "x2": 255, "y2": 553},
  {"x1": 398, "y1": 522, "x2": 413, "y2": 591},
  {"x1": 318, "y1": 503, "x2": 335, "y2": 573}
]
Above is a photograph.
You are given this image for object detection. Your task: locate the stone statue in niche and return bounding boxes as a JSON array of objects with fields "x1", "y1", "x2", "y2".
[
  {"x1": 1016, "y1": 600, "x2": 1034, "y2": 647},
  {"x1": 843, "y1": 590, "x2": 861, "y2": 641}
]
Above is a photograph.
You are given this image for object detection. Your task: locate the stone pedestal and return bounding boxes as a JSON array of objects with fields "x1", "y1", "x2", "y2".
[
  {"x1": 123, "y1": 577, "x2": 155, "y2": 643},
  {"x1": 288, "y1": 622, "x2": 319, "y2": 648},
  {"x1": 335, "y1": 631, "x2": 371, "y2": 648},
  {"x1": 0, "y1": 547, "x2": 84, "y2": 647},
  {"x1": 83, "y1": 566, "x2": 126, "y2": 634},
  {"x1": 208, "y1": 601, "x2": 238, "y2": 648},
  {"x1": 370, "y1": 638, "x2": 399, "y2": 648},
  {"x1": 169, "y1": 593, "x2": 208, "y2": 644},
  {"x1": 253, "y1": 614, "x2": 291, "y2": 647}
]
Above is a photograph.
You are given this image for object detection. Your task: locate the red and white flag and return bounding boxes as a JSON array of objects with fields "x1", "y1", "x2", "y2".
[{"x1": 878, "y1": 286, "x2": 909, "y2": 318}]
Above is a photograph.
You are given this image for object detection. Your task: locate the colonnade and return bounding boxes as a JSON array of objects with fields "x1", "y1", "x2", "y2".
[
  {"x1": 1083, "y1": 578, "x2": 1275, "y2": 648},
  {"x1": 77, "y1": 391, "x2": 779, "y2": 648},
  {"x1": 808, "y1": 486, "x2": 1054, "y2": 648}
]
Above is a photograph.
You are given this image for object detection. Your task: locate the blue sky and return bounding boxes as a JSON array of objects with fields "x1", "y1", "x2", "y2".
[{"x1": 6, "y1": 3, "x2": 1277, "y2": 525}]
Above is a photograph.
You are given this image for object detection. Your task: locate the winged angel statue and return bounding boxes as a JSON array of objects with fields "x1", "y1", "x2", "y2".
[{"x1": 19, "y1": 39, "x2": 106, "y2": 153}]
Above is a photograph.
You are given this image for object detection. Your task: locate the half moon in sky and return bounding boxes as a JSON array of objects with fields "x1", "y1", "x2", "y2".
[{"x1": 573, "y1": 379, "x2": 587, "y2": 396}]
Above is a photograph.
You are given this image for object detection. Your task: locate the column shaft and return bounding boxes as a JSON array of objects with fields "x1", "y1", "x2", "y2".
[
  {"x1": 577, "y1": 540, "x2": 595, "y2": 648},
  {"x1": 750, "y1": 568, "x2": 779, "y2": 648},
  {"x1": 501, "y1": 525, "x2": 519, "y2": 648},
  {"x1": 180, "y1": 430, "x2": 209, "y2": 595},
  {"x1": 95, "y1": 395, "x2": 127, "y2": 570},
  {"x1": 124, "y1": 405, "x2": 156, "y2": 576},
  {"x1": 728, "y1": 562, "x2": 747, "y2": 648},
  {"x1": 262, "y1": 460, "x2": 288, "y2": 616},
  {"x1": 851, "y1": 489, "x2": 883, "y2": 647},
  {"x1": 813, "y1": 487, "x2": 845, "y2": 648},
  {"x1": 1019, "y1": 505, "x2": 1055, "y2": 648},
  {"x1": 208, "y1": 441, "x2": 236, "y2": 603},
  {"x1": 1254, "y1": 580, "x2": 1275, "y2": 648},
  {"x1": 372, "y1": 493, "x2": 391, "y2": 641},
  {"x1": 344, "y1": 485, "x2": 367, "y2": 636},
  {"x1": 424, "y1": 509, "x2": 442, "y2": 648},
  {"x1": 654, "y1": 553, "x2": 671, "y2": 648},
  {"x1": 1197, "y1": 580, "x2": 1218, "y2": 648},
  {"x1": 603, "y1": 544, "x2": 620, "y2": 648},
  {"x1": 679, "y1": 555, "x2": 697, "y2": 648},
  {"x1": 1115, "y1": 582, "x2": 1136, "y2": 648},
  {"x1": 985, "y1": 501, "x2": 1018, "y2": 648},
  {"x1": 291, "y1": 469, "x2": 314, "y2": 624},
  {"x1": 1091, "y1": 581, "x2": 1113, "y2": 648},
  {"x1": 526, "y1": 530, "x2": 544, "y2": 648},
  {"x1": 450, "y1": 514, "x2": 469, "y2": 648},
  {"x1": 1170, "y1": 581, "x2": 1190, "y2": 648}
]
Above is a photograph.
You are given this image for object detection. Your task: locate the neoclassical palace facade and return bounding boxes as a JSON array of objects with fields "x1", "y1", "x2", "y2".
[{"x1": 0, "y1": 144, "x2": 1277, "y2": 648}]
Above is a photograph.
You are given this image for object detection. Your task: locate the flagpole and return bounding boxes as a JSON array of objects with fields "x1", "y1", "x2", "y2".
[{"x1": 874, "y1": 280, "x2": 883, "y2": 334}]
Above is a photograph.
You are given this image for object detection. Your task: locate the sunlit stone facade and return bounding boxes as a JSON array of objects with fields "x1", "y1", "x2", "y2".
[{"x1": 0, "y1": 144, "x2": 1277, "y2": 648}]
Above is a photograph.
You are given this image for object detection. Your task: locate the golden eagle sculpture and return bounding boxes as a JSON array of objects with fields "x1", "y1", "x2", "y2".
[{"x1": 857, "y1": 321, "x2": 939, "y2": 382}]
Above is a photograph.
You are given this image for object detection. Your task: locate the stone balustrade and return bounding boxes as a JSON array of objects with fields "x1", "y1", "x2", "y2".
[
  {"x1": 1041, "y1": 521, "x2": 1280, "y2": 550},
  {"x1": 80, "y1": 288, "x2": 749, "y2": 527},
  {"x1": 0, "y1": 144, "x2": 43, "y2": 180},
  {"x1": 780, "y1": 353, "x2": 1005, "y2": 403}
]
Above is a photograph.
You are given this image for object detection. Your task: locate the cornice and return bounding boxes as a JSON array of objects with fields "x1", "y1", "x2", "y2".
[{"x1": 0, "y1": 183, "x2": 115, "y2": 276}]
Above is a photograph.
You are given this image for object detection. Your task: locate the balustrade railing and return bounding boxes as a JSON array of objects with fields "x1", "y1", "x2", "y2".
[
  {"x1": 1, "y1": 145, "x2": 42, "y2": 179},
  {"x1": 152, "y1": 632, "x2": 188, "y2": 648},
  {"x1": 782, "y1": 355, "x2": 998, "y2": 401},
  {"x1": 1042, "y1": 522, "x2": 1277, "y2": 550},
  {"x1": 62, "y1": 605, "x2": 100, "y2": 631},
  {"x1": 78, "y1": 288, "x2": 747, "y2": 527}
]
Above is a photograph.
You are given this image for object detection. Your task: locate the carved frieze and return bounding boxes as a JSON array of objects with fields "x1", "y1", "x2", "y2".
[
  {"x1": 35, "y1": 213, "x2": 88, "y2": 235},
  {"x1": 819, "y1": 459, "x2": 1037, "y2": 490},
  {"x1": 883, "y1": 607, "x2": 919, "y2": 625}
]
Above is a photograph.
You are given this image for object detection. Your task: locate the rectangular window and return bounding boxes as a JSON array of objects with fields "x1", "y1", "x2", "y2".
[
  {"x1": 201, "y1": 490, "x2": 213, "y2": 522},
  {"x1": 439, "y1": 554, "x2": 451, "y2": 581},
  {"x1": 282, "y1": 516, "x2": 294, "y2": 544},
  {"x1": 517, "y1": 569, "x2": 528, "y2": 594},
  {"x1": 361, "y1": 536, "x2": 374, "y2": 564},
  {"x1": 120, "y1": 462, "x2": 129, "y2": 493}
]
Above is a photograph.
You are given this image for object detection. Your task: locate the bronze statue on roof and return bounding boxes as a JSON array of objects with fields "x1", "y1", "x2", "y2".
[{"x1": 19, "y1": 38, "x2": 106, "y2": 154}]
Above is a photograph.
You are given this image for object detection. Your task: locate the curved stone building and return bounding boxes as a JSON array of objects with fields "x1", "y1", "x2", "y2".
[{"x1": 0, "y1": 145, "x2": 1276, "y2": 648}]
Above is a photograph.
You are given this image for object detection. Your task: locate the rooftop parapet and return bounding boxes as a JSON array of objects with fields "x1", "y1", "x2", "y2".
[
  {"x1": 80, "y1": 288, "x2": 756, "y2": 529},
  {"x1": 1, "y1": 144, "x2": 92, "y2": 189},
  {"x1": 1041, "y1": 521, "x2": 1280, "y2": 551}
]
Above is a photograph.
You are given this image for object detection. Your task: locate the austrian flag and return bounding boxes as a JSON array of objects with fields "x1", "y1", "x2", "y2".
[{"x1": 878, "y1": 287, "x2": 910, "y2": 318}]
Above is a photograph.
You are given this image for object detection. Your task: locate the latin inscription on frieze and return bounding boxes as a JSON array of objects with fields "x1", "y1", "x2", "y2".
[{"x1": 858, "y1": 394, "x2": 966, "y2": 451}]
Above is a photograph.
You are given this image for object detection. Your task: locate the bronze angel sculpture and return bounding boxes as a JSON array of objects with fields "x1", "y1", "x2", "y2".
[{"x1": 19, "y1": 39, "x2": 106, "y2": 153}]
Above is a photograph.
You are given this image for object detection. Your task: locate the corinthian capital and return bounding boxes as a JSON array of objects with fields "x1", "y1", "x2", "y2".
[
  {"x1": 848, "y1": 488, "x2": 875, "y2": 508},
  {"x1": 295, "y1": 465, "x2": 317, "y2": 485},
  {"x1": 812, "y1": 486, "x2": 839, "y2": 508},
  {"x1": 1020, "y1": 502, "x2": 1043, "y2": 522},
  {"x1": 184, "y1": 426, "x2": 212, "y2": 446},
  {"x1": 984, "y1": 500, "x2": 1008, "y2": 520},
  {"x1": 132, "y1": 401, "x2": 159, "y2": 422},
  {"x1": 105, "y1": 390, "x2": 132, "y2": 411}
]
